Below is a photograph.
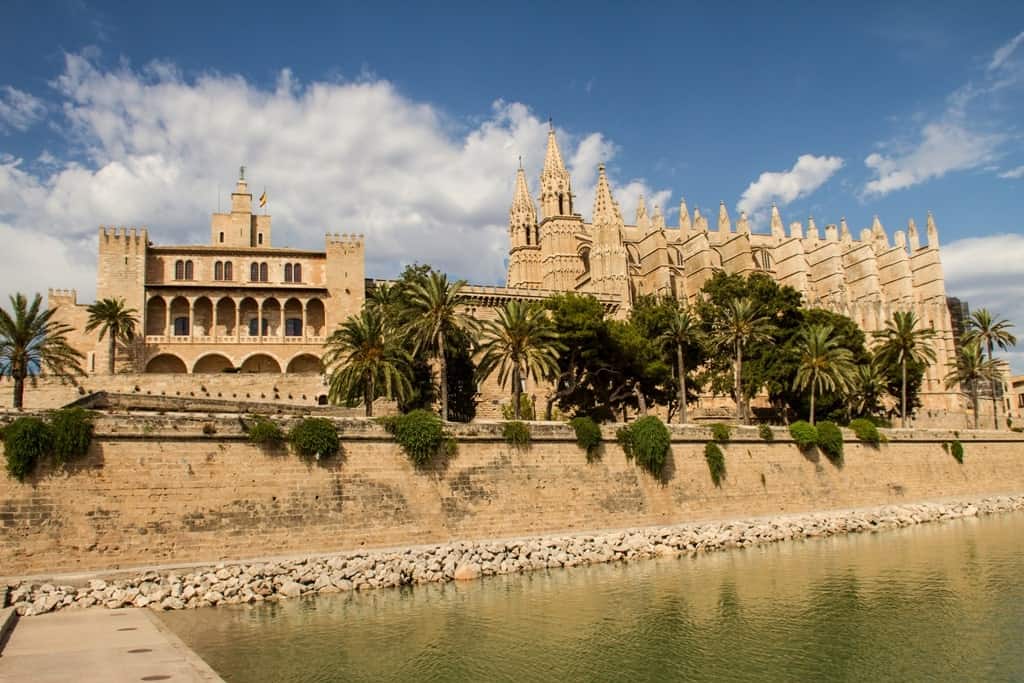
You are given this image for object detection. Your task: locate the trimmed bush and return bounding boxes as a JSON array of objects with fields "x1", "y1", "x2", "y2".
[
  {"x1": 4, "y1": 417, "x2": 53, "y2": 481},
  {"x1": 704, "y1": 441, "x2": 726, "y2": 486},
  {"x1": 710, "y1": 423, "x2": 731, "y2": 443},
  {"x1": 849, "y1": 418, "x2": 880, "y2": 445},
  {"x1": 390, "y1": 409, "x2": 448, "y2": 466},
  {"x1": 570, "y1": 416, "x2": 602, "y2": 460},
  {"x1": 758, "y1": 424, "x2": 774, "y2": 441},
  {"x1": 816, "y1": 421, "x2": 844, "y2": 465},
  {"x1": 789, "y1": 421, "x2": 818, "y2": 451},
  {"x1": 620, "y1": 416, "x2": 671, "y2": 477},
  {"x1": 49, "y1": 407, "x2": 94, "y2": 466},
  {"x1": 501, "y1": 395, "x2": 535, "y2": 421},
  {"x1": 248, "y1": 417, "x2": 285, "y2": 447},
  {"x1": 951, "y1": 440, "x2": 964, "y2": 464},
  {"x1": 502, "y1": 420, "x2": 531, "y2": 448},
  {"x1": 287, "y1": 418, "x2": 340, "y2": 460}
]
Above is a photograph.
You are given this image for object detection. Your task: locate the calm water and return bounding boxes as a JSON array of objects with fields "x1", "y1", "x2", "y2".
[{"x1": 162, "y1": 513, "x2": 1024, "y2": 682}]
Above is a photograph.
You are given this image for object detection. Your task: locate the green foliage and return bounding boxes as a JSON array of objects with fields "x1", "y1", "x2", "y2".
[
  {"x1": 950, "y1": 440, "x2": 964, "y2": 464},
  {"x1": 816, "y1": 421, "x2": 844, "y2": 465},
  {"x1": 569, "y1": 416, "x2": 602, "y2": 460},
  {"x1": 616, "y1": 424, "x2": 634, "y2": 458},
  {"x1": 502, "y1": 420, "x2": 531, "y2": 448},
  {"x1": 48, "y1": 407, "x2": 94, "y2": 466},
  {"x1": 287, "y1": 418, "x2": 340, "y2": 460},
  {"x1": 704, "y1": 442, "x2": 726, "y2": 487},
  {"x1": 387, "y1": 409, "x2": 448, "y2": 466},
  {"x1": 848, "y1": 418, "x2": 880, "y2": 445},
  {"x1": 710, "y1": 423, "x2": 731, "y2": 443},
  {"x1": 501, "y1": 394, "x2": 536, "y2": 421},
  {"x1": 789, "y1": 420, "x2": 818, "y2": 451},
  {"x1": 758, "y1": 423, "x2": 774, "y2": 441},
  {"x1": 619, "y1": 416, "x2": 671, "y2": 477},
  {"x1": 4, "y1": 417, "x2": 53, "y2": 481},
  {"x1": 248, "y1": 417, "x2": 285, "y2": 447}
]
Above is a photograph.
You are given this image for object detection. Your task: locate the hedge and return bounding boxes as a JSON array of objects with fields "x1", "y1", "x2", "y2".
[
  {"x1": 789, "y1": 421, "x2": 818, "y2": 451},
  {"x1": 704, "y1": 442, "x2": 726, "y2": 486},
  {"x1": 287, "y1": 418, "x2": 340, "y2": 460}
]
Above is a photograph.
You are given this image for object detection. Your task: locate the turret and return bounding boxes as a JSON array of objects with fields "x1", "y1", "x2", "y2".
[
  {"x1": 737, "y1": 211, "x2": 751, "y2": 234},
  {"x1": 509, "y1": 163, "x2": 537, "y2": 247},
  {"x1": 539, "y1": 124, "x2": 573, "y2": 219},
  {"x1": 651, "y1": 204, "x2": 665, "y2": 230},
  {"x1": 908, "y1": 218, "x2": 921, "y2": 250}
]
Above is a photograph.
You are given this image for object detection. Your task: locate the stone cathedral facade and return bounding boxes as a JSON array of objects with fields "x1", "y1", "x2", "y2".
[{"x1": 506, "y1": 127, "x2": 960, "y2": 411}]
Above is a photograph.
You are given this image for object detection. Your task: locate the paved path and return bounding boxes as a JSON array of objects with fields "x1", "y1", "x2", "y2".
[{"x1": 0, "y1": 608, "x2": 224, "y2": 682}]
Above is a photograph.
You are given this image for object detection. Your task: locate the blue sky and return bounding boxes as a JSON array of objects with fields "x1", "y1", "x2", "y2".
[{"x1": 1, "y1": 1, "x2": 1023, "y2": 363}]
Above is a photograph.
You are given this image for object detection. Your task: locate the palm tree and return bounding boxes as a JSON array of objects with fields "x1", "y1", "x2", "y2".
[
  {"x1": 475, "y1": 301, "x2": 563, "y2": 420},
  {"x1": 323, "y1": 308, "x2": 412, "y2": 417},
  {"x1": 658, "y1": 305, "x2": 701, "y2": 424},
  {"x1": 792, "y1": 324, "x2": 856, "y2": 425},
  {"x1": 85, "y1": 298, "x2": 139, "y2": 375},
  {"x1": 710, "y1": 297, "x2": 774, "y2": 424},
  {"x1": 848, "y1": 357, "x2": 887, "y2": 420},
  {"x1": 366, "y1": 281, "x2": 405, "y2": 326},
  {"x1": 872, "y1": 310, "x2": 936, "y2": 428},
  {"x1": 944, "y1": 339, "x2": 1005, "y2": 429},
  {"x1": 403, "y1": 271, "x2": 478, "y2": 421},
  {"x1": 964, "y1": 309, "x2": 1017, "y2": 429},
  {"x1": 0, "y1": 293, "x2": 86, "y2": 409}
]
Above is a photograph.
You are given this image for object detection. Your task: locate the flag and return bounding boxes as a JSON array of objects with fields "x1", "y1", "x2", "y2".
[{"x1": 259, "y1": 190, "x2": 267, "y2": 208}]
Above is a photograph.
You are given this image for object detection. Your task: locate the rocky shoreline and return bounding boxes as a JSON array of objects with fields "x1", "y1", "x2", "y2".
[{"x1": 7, "y1": 494, "x2": 1024, "y2": 617}]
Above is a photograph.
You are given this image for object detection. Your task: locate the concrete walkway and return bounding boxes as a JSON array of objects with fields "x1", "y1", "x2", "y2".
[{"x1": 0, "y1": 608, "x2": 223, "y2": 682}]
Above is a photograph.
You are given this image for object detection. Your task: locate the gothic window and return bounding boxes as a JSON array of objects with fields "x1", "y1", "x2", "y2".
[
  {"x1": 284, "y1": 263, "x2": 293, "y2": 283},
  {"x1": 259, "y1": 262, "x2": 268, "y2": 282},
  {"x1": 579, "y1": 247, "x2": 591, "y2": 274},
  {"x1": 184, "y1": 260, "x2": 194, "y2": 280},
  {"x1": 293, "y1": 264, "x2": 301, "y2": 282},
  {"x1": 214, "y1": 261, "x2": 223, "y2": 281},
  {"x1": 174, "y1": 260, "x2": 184, "y2": 280},
  {"x1": 250, "y1": 263, "x2": 259, "y2": 282},
  {"x1": 224, "y1": 262, "x2": 233, "y2": 281},
  {"x1": 558, "y1": 193, "x2": 564, "y2": 215},
  {"x1": 754, "y1": 249, "x2": 772, "y2": 271},
  {"x1": 173, "y1": 317, "x2": 189, "y2": 336},
  {"x1": 285, "y1": 318, "x2": 303, "y2": 336},
  {"x1": 535, "y1": 226, "x2": 540, "y2": 244},
  {"x1": 525, "y1": 227, "x2": 531, "y2": 246}
]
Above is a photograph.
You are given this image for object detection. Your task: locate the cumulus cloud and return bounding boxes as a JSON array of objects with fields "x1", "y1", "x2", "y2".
[
  {"x1": 0, "y1": 86, "x2": 46, "y2": 133},
  {"x1": 736, "y1": 154, "x2": 844, "y2": 221},
  {"x1": 0, "y1": 53, "x2": 669, "y2": 304},
  {"x1": 943, "y1": 233, "x2": 1024, "y2": 373},
  {"x1": 998, "y1": 165, "x2": 1024, "y2": 179}
]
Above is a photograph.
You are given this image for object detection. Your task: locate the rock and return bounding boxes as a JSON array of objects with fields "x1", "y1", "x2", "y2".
[
  {"x1": 278, "y1": 581, "x2": 304, "y2": 598},
  {"x1": 453, "y1": 563, "x2": 481, "y2": 581}
]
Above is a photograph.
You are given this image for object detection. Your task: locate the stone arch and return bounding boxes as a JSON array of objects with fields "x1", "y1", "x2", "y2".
[
  {"x1": 145, "y1": 353, "x2": 188, "y2": 374},
  {"x1": 287, "y1": 353, "x2": 322, "y2": 374},
  {"x1": 169, "y1": 296, "x2": 190, "y2": 336},
  {"x1": 239, "y1": 352, "x2": 282, "y2": 374},
  {"x1": 306, "y1": 298, "x2": 326, "y2": 337},
  {"x1": 215, "y1": 296, "x2": 236, "y2": 336},
  {"x1": 263, "y1": 297, "x2": 282, "y2": 337},
  {"x1": 193, "y1": 353, "x2": 235, "y2": 374},
  {"x1": 578, "y1": 245, "x2": 591, "y2": 274},
  {"x1": 239, "y1": 297, "x2": 259, "y2": 337},
  {"x1": 193, "y1": 296, "x2": 214, "y2": 337},
  {"x1": 145, "y1": 296, "x2": 166, "y2": 336}
]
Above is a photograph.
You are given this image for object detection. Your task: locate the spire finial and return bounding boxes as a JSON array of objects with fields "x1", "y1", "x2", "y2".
[
  {"x1": 548, "y1": 117, "x2": 553, "y2": 132},
  {"x1": 239, "y1": 165, "x2": 245, "y2": 181},
  {"x1": 518, "y1": 155, "x2": 523, "y2": 171}
]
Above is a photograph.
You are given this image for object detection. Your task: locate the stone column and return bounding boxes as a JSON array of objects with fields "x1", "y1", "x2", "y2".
[
  {"x1": 279, "y1": 302, "x2": 286, "y2": 342},
  {"x1": 164, "y1": 299, "x2": 171, "y2": 338},
  {"x1": 234, "y1": 300, "x2": 241, "y2": 343},
  {"x1": 301, "y1": 300, "x2": 308, "y2": 342},
  {"x1": 188, "y1": 299, "x2": 196, "y2": 341},
  {"x1": 257, "y1": 299, "x2": 264, "y2": 341}
]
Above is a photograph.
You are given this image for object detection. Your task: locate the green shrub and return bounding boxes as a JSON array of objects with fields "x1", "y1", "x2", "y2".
[
  {"x1": 816, "y1": 421, "x2": 844, "y2": 465},
  {"x1": 500, "y1": 395, "x2": 535, "y2": 421},
  {"x1": 287, "y1": 418, "x2": 340, "y2": 460},
  {"x1": 621, "y1": 416, "x2": 670, "y2": 477},
  {"x1": 570, "y1": 416, "x2": 602, "y2": 460},
  {"x1": 704, "y1": 442, "x2": 726, "y2": 487},
  {"x1": 710, "y1": 423, "x2": 731, "y2": 443},
  {"x1": 758, "y1": 424, "x2": 774, "y2": 441},
  {"x1": 4, "y1": 417, "x2": 53, "y2": 481},
  {"x1": 951, "y1": 440, "x2": 964, "y2": 464},
  {"x1": 390, "y1": 409, "x2": 448, "y2": 466},
  {"x1": 248, "y1": 417, "x2": 285, "y2": 447},
  {"x1": 848, "y1": 418, "x2": 880, "y2": 445},
  {"x1": 49, "y1": 408, "x2": 94, "y2": 466},
  {"x1": 616, "y1": 424, "x2": 634, "y2": 458},
  {"x1": 789, "y1": 421, "x2": 818, "y2": 451},
  {"x1": 502, "y1": 420, "x2": 531, "y2": 448}
]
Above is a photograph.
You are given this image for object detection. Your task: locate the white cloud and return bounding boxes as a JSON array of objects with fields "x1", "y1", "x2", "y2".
[
  {"x1": 989, "y1": 31, "x2": 1024, "y2": 71},
  {"x1": 998, "y1": 165, "x2": 1024, "y2": 179},
  {"x1": 0, "y1": 54, "x2": 669, "y2": 306},
  {"x1": 0, "y1": 86, "x2": 46, "y2": 132},
  {"x1": 863, "y1": 122, "x2": 1002, "y2": 196},
  {"x1": 736, "y1": 154, "x2": 844, "y2": 220},
  {"x1": 943, "y1": 233, "x2": 1024, "y2": 373}
]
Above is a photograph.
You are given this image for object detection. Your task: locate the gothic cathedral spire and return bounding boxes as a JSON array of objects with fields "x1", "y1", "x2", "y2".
[{"x1": 540, "y1": 124, "x2": 573, "y2": 219}]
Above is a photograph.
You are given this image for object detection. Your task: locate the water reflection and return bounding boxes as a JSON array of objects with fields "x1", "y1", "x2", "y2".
[{"x1": 162, "y1": 514, "x2": 1024, "y2": 682}]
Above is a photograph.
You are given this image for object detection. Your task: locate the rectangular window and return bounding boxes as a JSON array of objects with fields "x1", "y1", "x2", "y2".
[
  {"x1": 173, "y1": 317, "x2": 189, "y2": 336},
  {"x1": 285, "y1": 318, "x2": 303, "y2": 336},
  {"x1": 248, "y1": 318, "x2": 269, "y2": 336}
]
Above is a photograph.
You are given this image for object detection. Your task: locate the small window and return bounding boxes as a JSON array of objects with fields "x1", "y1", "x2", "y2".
[
  {"x1": 293, "y1": 263, "x2": 301, "y2": 283},
  {"x1": 259, "y1": 262, "x2": 268, "y2": 282},
  {"x1": 174, "y1": 260, "x2": 184, "y2": 280},
  {"x1": 250, "y1": 263, "x2": 259, "y2": 282},
  {"x1": 284, "y1": 263, "x2": 293, "y2": 283},
  {"x1": 248, "y1": 318, "x2": 269, "y2": 336},
  {"x1": 525, "y1": 227, "x2": 531, "y2": 245},
  {"x1": 285, "y1": 318, "x2": 303, "y2": 337},
  {"x1": 184, "y1": 260, "x2": 194, "y2": 280},
  {"x1": 224, "y1": 262, "x2": 233, "y2": 281},
  {"x1": 214, "y1": 261, "x2": 223, "y2": 281},
  {"x1": 219, "y1": 231, "x2": 224, "y2": 243},
  {"x1": 173, "y1": 317, "x2": 189, "y2": 336},
  {"x1": 258, "y1": 233, "x2": 263, "y2": 245}
]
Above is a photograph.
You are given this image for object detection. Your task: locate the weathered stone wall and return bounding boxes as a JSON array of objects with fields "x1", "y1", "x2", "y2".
[{"x1": 1, "y1": 414, "x2": 1022, "y2": 578}]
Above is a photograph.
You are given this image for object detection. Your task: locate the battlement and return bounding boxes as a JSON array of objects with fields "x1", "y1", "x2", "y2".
[
  {"x1": 47, "y1": 288, "x2": 78, "y2": 305},
  {"x1": 325, "y1": 232, "x2": 364, "y2": 247},
  {"x1": 99, "y1": 225, "x2": 149, "y2": 246}
]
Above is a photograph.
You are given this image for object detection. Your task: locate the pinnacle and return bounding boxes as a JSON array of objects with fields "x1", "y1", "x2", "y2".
[
  {"x1": 592, "y1": 164, "x2": 617, "y2": 225},
  {"x1": 543, "y1": 126, "x2": 567, "y2": 175}
]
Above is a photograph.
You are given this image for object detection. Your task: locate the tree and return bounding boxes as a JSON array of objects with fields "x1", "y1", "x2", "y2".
[
  {"x1": 543, "y1": 293, "x2": 614, "y2": 420},
  {"x1": 848, "y1": 357, "x2": 888, "y2": 421},
  {"x1": 403, "y1": 271, "x2": 478, "y2": 421},
  {"x1": 657, "y1": 304, "x2": 702, "y2": 424},
  {"x1": 791, "y1": 324, "x2": 857, "y2": 425},
  {"x1": 872, "y1": 310, "x2": 936, "y2": 428},
  {"x1": 964, "y1": 309, "x2": 1017, "y2": 430},
  {"x1": 0, "y1": 293, "x2": 86, "y2": 409},
  {"x1": 84, "y1": 297, "x2": 139, "y2": 375},
  {"x1": 709, "y1": 297, "x2": 774, "y2": 423},
  {"x1": 945, "y1": 339, "x2": 1006, "y2": 429},
  {"x1": 323, "y1": 308, "x2": 412, "y2": 417},
  {"x1": 476, "y1": 301, "x2": 563, "y2": 420}
]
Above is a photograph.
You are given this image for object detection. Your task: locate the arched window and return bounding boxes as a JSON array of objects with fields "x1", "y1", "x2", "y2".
[
  {"x1": 174, "y1": 260, "x2": 184, "y2": 280},
  {"x1": 293, "y1": 263, "x2": 301, "y2": 282},
  {"x1": 259, "y1": 262, "x2": 268, "y2": 282},
  {"x1": 219, "y1": 231, "x2": 224, "y2": 243},
  {"x1": 250, "y1": 263, "x2": 259, "y2": 282},
  {"x1": 214, "y1": 261, "x2": 223, "y2": 281},
  {"x1": 284, "y1": 263, "x2": 293, "y2": 283},
  {"x1": 224, "y1": 262, "x2": 233, "y2": 281},
  {"x1": 558, "y1": 194, "x2": 564, "y2": 215},
  {"x1": 184, "y1": 260, "x2": 194, "y2": 280},
  {"x1": 525, "y1": 226, "x2": 531, "y2": 245}
]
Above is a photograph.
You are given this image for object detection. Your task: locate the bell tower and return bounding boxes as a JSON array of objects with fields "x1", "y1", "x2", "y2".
[{"x1": 537, "y1": 124, "x2": 584, "y2": 290}]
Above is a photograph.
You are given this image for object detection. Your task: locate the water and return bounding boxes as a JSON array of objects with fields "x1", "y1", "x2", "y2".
[{"x1": 161, "y1": 513, "x2": 1024, "y2": 682}]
